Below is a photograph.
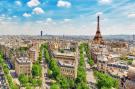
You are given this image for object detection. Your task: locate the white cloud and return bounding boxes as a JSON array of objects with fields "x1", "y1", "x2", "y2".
[
  {"x1": 6, "y1": 17, "x2": 12, "y2": 20},
  {"x1": 1, "y1": 14, "x2": 5, "y2": 17},
  {"x1": 39, "y1": 18, "x2": 57, "y2": 26},
  {"x1": 98, "y1": 0, "x2": 112, "y2": 4},
  {"x1": 46, "y1": 18, "x2": 56, "y2": 25},
  {"x1": 64, "y1": 19, "x2": 71, "y2": 22},
  {"x1": 128, "y1": 13, "x2": 135, "y2": 18},
  {"x1": 96, "y1": 12, "x2": 103, "y2": 16},
  {"x1": 57, "y1": 0, "x2": 71, "y2": 8},
  {"x1": 15, "y1": 1, "x2": 22, "y2": 6},
  {"x1": 0, "y1": 16, "x2": 12, "y2": 21},
  {"x1": 0, "y1": 14, "x2": 5, "y2": 19},
  {"x1": 0, "y1": 18, "x2": 4, "y2": 20},
  {"x1": 23, "y1": 13, "x2": 31, "y2": 17},
  {"x1": 36, "y1": 21, "x2": 43, "y2": 24},
  {"x1": 13, "y1": 16, "x2": 17, "y2": 18},
  {"x1": 27, "y1": 0, "x2": 40, "y2": 7},
  {"x1": 33, "y1": 7, "x2": 44, "y2": 15},
  {"x1": 46, "y1": 18, "x2": 52, "y2": 22}
]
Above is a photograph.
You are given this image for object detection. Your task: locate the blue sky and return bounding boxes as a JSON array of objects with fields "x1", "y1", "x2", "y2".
[{"x1": 0, "y1": 0, "x2": 135, "y2": 35}]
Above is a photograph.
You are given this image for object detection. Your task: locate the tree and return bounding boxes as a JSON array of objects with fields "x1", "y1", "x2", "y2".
[
  {"x1": 69, "y1": 79, "x2": 75, "y2": 89},
  {"x1": 76, "y1": 44, "x2": 88, "y2": 89},
  {"x1": 127, "y1": 59, "x2": 133, "y2": 65},
  {"x1": 11, "y1": 84, "x2": 19, "y2": 89},
  {"x1": 84, "y1": 43, "x2": 94, "y2": 67},
  {"x1": 38, "y1": 52, "x2": 42, "y2": 62},
  {"x1": 18, "y1": 47, "x2": 28, "y2": 51},
  {"x1": 43, "y1": 43, "x2": 76, "y2": 88},
  {"x1": 60, "y1": 77, "x2": 69, "y2": 89},
  {"x1": 7, "y1": 74, "x2": 18, "y2": 89},
  {"x1": 76, "y1": 82, "x2": 89, "y2": 89},
  {"x1": 18, "y1": 74, "x2": 28, "y2": 86},
  {"x1": 3, "y1": 63, "x2": 9, "y2": 75},
  {"x1": 88, "y1": 59, "x2": 94, "y2": 66},
  {"x1": 32, "y1": 63, "x2": 42, "y2": 77},
  {"x1": 50, "y1": 59, "x2": 60, "y2": 79},
  {"x1": 0, "y1": 56, "x2": 3, "y2": 64},
  {"x1": 48, "y1": 69, "x2": 53, "y2": 77},
  {"x1": 7, "y1": 75, "x2": 13, "y2": 85},
  {"x1": 43, "y1": 44, "x2": 48, "y2": 49},
  {"x1": 77, "y1": 66, "x2": 86, "y2": 83},
  {"x1": 70, "y1": 47, "x2": 76, "y2": 52},
  {"x1": 101, "y1": 87, "x2": 110, "y2": 89},
  {"x1": 59, "y1": 49, "x2": 64, "y2": 53},
  {"x1": 31, "y1": 79, "x2": 37, "y2": 86},
  {"x1": 44, "y1": 49, "x2": 50, "y2": 63},
  {"x1": 26, "y1": 85, "x2": 32, "y2": 89},
  {"x1": 51, "y1": 83, "x2": 60, "y2": 89},
  {"x1": 28, "y1": 76, "x2": 33, "y2": 83},
  {"x1": 37, "y1": 79, "x2": 42, "y2": 86},
  {"x1": 0, "y1": 52, "x2": 19, "y2": 89},
  {"x1": 95, "y1": 71, "x2": 118, "y2": 89},
  {"x1": 3, "y1": 67, "x2": 9, "y2": 75}
]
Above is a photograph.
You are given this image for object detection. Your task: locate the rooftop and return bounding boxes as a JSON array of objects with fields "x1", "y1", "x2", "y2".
[
  {"x1": 53, "y1": 51, "x2": 76, "y2": 57},
  {"x1": 29, "y1": 47, "x2": 36, "y2": 52},
  {"x1": 16, "y1": 57, "x2": 31, "y2": 64},
  {"x1": 58, "y1": 60, "x2": 75, "y2": 68},
  {"x1": 97, "y1": 55, "x2": 108, "y2": 62}
]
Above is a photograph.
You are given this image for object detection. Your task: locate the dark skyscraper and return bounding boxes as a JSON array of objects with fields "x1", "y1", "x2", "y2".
[
  {"x1": 41, "y1": 30, "x2": 43, "y2": 37},
  {"x1": 133, "y1": 34, "x2": 135, "y2": 41}
]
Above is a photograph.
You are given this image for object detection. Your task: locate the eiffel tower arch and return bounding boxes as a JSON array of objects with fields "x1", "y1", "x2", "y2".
[{"x1": 92, "y1": 16, "x2": 104, "y2": 45}]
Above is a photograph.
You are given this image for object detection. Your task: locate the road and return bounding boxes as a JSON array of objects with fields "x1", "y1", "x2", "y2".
[
  {"x1": 84, "y1": 57, "x2": 97, "y2": 89},
  {"x1": 41, "y1": 62, "x2": 46, "y2": 89},
  {"x1": 42, "y1": 59, "x2": 50, "y2": 89},
  {"x1": 41, "y1": 49, "x2": 50, "y2": 89},
  {"x1": 0, "y1": 66, "x2": 9, "y2": 89}
]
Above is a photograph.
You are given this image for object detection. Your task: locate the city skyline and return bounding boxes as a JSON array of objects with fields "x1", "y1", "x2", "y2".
[
  {"x1": 0, "y1": 0, "x2": 135, "y2": 35},
  {"x1": 0, "y1": 1, "x2": 135, "y2": 88}
]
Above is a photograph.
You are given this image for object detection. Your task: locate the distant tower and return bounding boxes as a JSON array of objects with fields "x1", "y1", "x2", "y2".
[
  {"x1": 133, "y1": 34, "x2": 135, "y2": 41},
  {"x1": 133, "y1": 34, "x2": 135, "y2": 45},
  {"x1": 93, "y1": 16, "x2": 104, "y2": 44},
  {"x1": 41, "y1": 30, "x2": 43, "y2": 37},
  {"x1": 63, "y1": 34, "x2": 65, "y2": 39}
]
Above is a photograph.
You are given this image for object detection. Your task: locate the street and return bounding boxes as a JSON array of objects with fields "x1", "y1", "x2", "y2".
[
  {"x1": 0, "y1": 66, "x2": 9, "y2": 89},
  {"x1": 41, "y1": 49, "x2": 50, "y2": 89},
  {"x1": 84, "y1": 57, "x2": 97, "y2": 89}
]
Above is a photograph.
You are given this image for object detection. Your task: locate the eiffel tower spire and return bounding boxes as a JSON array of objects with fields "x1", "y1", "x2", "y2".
[{"x1": 93, "y1": 16, "x2": 104, "y2": 44}]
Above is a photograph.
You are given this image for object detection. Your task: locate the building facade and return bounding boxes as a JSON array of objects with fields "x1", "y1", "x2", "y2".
[
  {"x1": 15, "y1": 57, "x2": 32, "y2": 76},
  {"x1": 29, "y1": 47, "x2": 39, "y2": 63},
  {"x1": 53, "y1": 51, "x2": 78, "y2": 79}
]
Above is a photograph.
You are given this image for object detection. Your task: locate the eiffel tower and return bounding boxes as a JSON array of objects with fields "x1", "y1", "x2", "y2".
[{"x1": 93, "y1": 16, "x2": 104, "y2": 44}]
